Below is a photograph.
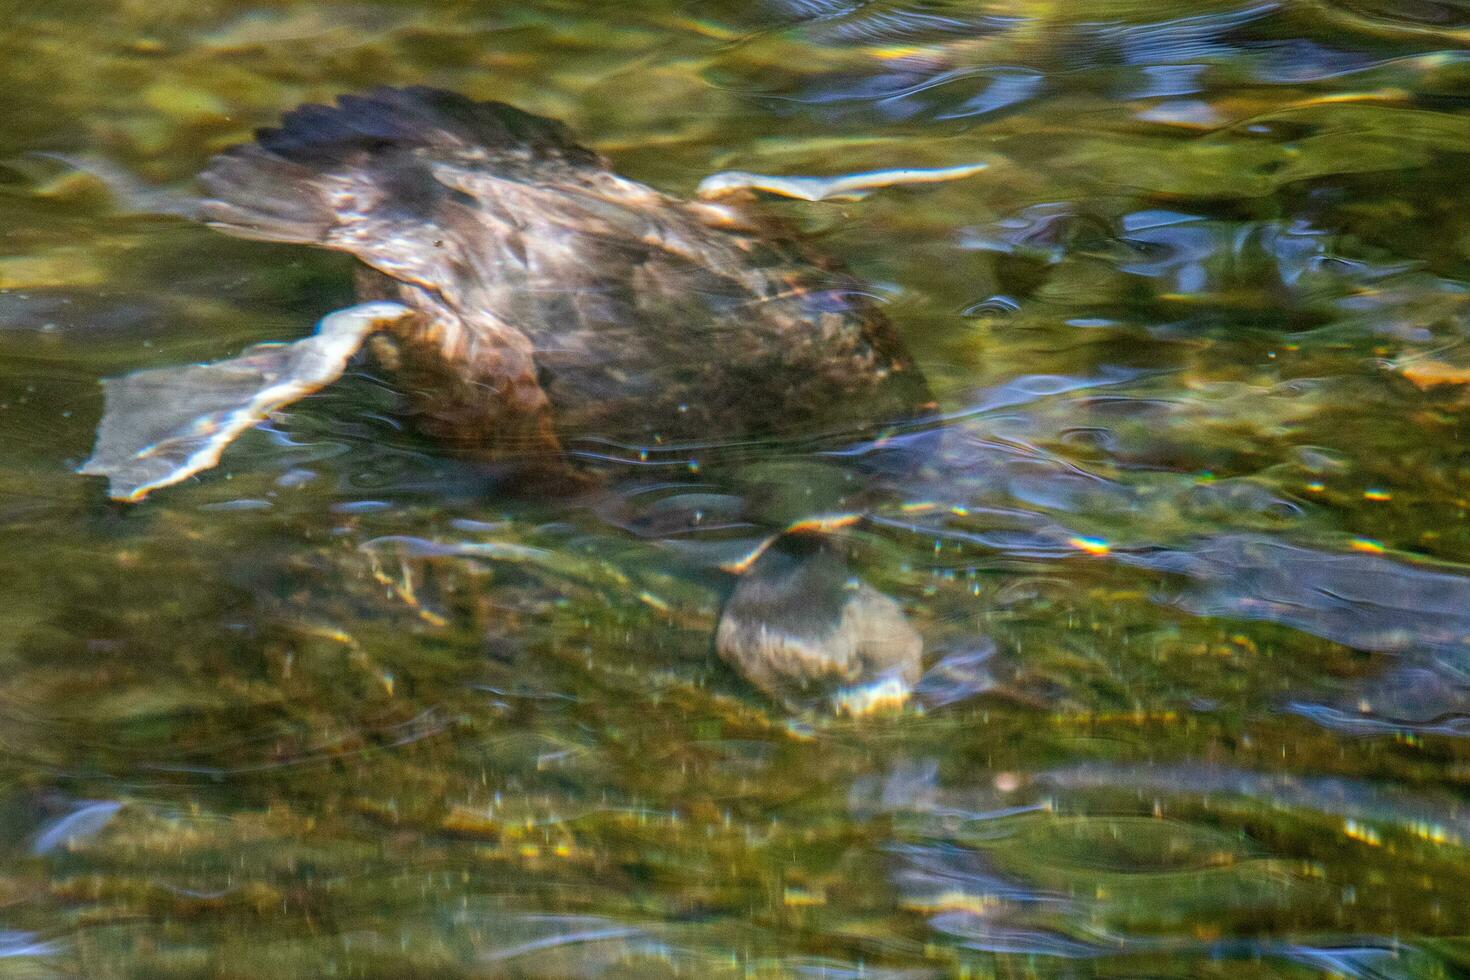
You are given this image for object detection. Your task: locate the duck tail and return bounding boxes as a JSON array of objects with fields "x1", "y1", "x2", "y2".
[{"x1": 197, "y1": 146, "x2": 337, "y2": 245}]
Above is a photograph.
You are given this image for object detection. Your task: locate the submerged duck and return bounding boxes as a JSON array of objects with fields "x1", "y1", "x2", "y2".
[
  {"x1": 81, "y1": 86, "x2": 936, "y2": 710},
  {"x1": 84, "y1": 86, "x2": 928, "y2": 500}
]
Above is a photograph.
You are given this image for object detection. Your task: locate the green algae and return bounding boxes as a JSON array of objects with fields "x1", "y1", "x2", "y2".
[{"x1": 3, "y1": 0, "x2": 1470, "y2": 976}]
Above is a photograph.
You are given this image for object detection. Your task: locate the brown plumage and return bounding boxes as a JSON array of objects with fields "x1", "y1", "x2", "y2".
[{"x1": 198, "y1": 86, "x2": 928, "y2": 465}]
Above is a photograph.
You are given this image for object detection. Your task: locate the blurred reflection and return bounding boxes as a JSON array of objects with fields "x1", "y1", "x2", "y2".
[
  {"x1": 29, "y1": 800, "x2": 122, "y2": 856},
  {"x1": 0, "y1": 931, "x2": 59, "y2": 960}
]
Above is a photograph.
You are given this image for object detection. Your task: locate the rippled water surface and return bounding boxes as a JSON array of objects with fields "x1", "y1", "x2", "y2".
[{"x1": 5, "y1": 0, "x2": 1470, "y2": 975}]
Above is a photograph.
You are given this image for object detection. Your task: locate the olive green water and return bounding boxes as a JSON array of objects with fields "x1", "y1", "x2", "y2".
[{"x1": 5, "y1": 1, "x2": 1470, "y2": 976}]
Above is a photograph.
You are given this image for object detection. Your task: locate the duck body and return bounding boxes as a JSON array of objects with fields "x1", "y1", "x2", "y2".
[{"x1": 198, "y1": 87, "x2": 927, "y2": 467}]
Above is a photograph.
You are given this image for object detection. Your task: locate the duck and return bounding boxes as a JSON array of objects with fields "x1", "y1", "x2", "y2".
[{"x1": 79, "y1": 86, "x2": 934, "y2": 711}]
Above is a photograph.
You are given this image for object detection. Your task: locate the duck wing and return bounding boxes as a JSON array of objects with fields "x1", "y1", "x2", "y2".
[{"x1": 80, "y1": 302, "x2": 416, "y2": 502}]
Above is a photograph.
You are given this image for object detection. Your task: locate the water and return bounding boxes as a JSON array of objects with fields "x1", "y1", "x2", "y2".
[{"x1": 3, "y1": 0, "x2": 1470, "y2": 974}]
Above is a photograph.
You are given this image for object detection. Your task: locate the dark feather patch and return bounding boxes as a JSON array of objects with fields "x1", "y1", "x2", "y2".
[
  {"x1": 255, "y1": 87, "x2": 598, "y2": 167},
  {"x1": 198, "y1": 86, "x2": 604, "y2": 249}
]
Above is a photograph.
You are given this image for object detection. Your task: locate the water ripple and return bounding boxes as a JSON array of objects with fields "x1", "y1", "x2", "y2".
[{"x1": 30, "y1": 800, "x2": 122, "y2": 856}]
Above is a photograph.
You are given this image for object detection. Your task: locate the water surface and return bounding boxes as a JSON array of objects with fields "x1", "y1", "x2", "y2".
[{"x1": 4, "y1": 0, "x2": 1470, "y2": 975}]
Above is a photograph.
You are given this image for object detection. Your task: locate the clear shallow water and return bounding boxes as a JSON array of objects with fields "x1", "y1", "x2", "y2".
[{"x1": 4, "y1": 0, "x2": 1470, "y2": 975}]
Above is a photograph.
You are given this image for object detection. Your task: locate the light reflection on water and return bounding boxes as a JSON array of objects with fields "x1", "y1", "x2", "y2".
[{"x1": 2, "y1": 0, "x2": 1470, "y2": 975}]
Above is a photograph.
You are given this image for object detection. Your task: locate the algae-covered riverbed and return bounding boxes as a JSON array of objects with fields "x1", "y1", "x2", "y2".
[{"x1": 4, "y1": 0, "x2": 1470, "y2": 975}]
